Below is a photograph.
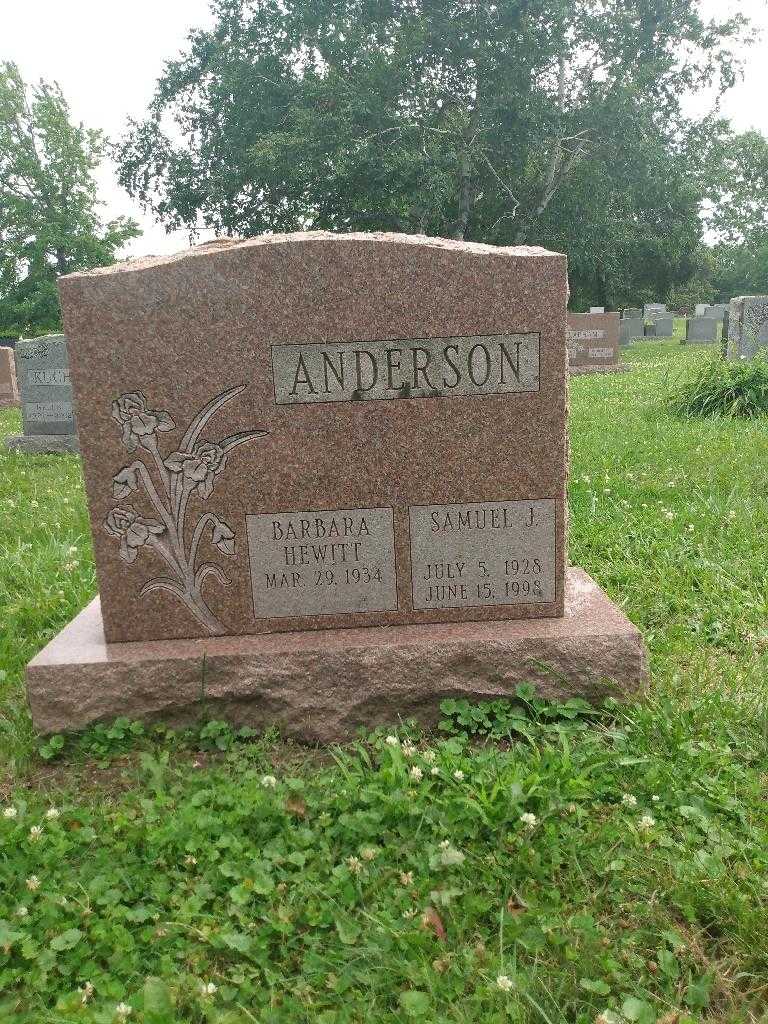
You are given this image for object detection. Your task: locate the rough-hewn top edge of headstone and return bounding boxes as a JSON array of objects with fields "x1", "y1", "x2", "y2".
[
  {"x1": 17, "y1": 334, "x2": 66, "y2": 346},
  {"x1": 60, "y1": 231, "x2": 565, "y2": 281}
]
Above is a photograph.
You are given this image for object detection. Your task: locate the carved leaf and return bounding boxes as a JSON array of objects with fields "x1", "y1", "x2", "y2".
[
  {"x1": 180, "y1": 384, "x2": 247, "y2": 454},
  {"x1": 195, "y1": 562, "x2": 231, "y2": 591},
  {"x1": 220, "y1": 429, "x2": 269, "y2": 454},
  {"x1": 140, "y1": 577, "x2": 185, "y2": 599}
]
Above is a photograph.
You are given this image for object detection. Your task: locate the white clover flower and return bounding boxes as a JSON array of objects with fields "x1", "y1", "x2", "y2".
[
  {"x1": 45, "y1": 807, "x2": 60, "y2": 820},
  {"x1": 184, "y1": 855, "x2": 197, "y2": 866},
  {"x1": 361, "y1": 847, "x2": 378, "y2": 861},
  {"x1": 453, "y1": 769, "x2": 465, "y2": 781},
  {"x1": 15, "y1": 905, "x2": 28, "y2": 917},
  {"x1": 651, "y1": 795, "x2": 660, "y2": 803},
  {"x1": 421, "y1": 749, "x2": 436, "y2": 764},
  {"x1": 260, "y1": 775, "x2": 277, "y2": 789},
  {"x1": 663, "y1": 509, "x2": 674, "y2": 520},
  {"x1": 80, "y1": 981, "x2": 94, "y2": 1004},
  {"x1": 439, "y1": 839, "x2": 451, "y2": 849},
  {"x1": 29, "y1": 825, "x2": 43, "y2": 841},
  {"x1": 496, "y1": 974, "x2": 514, "y2": 992},
  {"x1": 430, "y1": 767, "x2": 440, "y2": 776},
  {"x1": 25, "y1": 875, "x2": 40, "y2": 891},
  {"x1": 67, "y1": 545, "x2": 78, "y2": 555},
  {"x1": 115, "y1": 1003, "x2": 132, "y2": 1020},
  {"x1": 402, "y1": 741, "x2": 417, "y2": 757},
  {"x1": 200, "y1": 981, "x2": 217, "y2": 997},
  {"x1": 346, "y1": 856, "x2": 363, "y2": 874},
  {"x1": 439, "y1": 844, "x2": 465, "y2": 867},
  {"x1": 402, "y1": 908, "x2": 417, "y2": 919},
  {"x1": 638, "y1": 814, "x2": 655, "y2": 830},
  {"x1": 621, "y1": 793, "x2": 638, "y2": 808},
  {"x1": 400, "y1": 871, "x2": 414, "y2": 886},
  {"x1": 409, "y1": 765, "x2": 423, "y2": 782},
  {"x1": 3, "y1": 806, "x2": 18, "y2": 819},
  {"x1": 385, "y1": 735, "x2": 399, "y2": 747},
  {"x1": 520, "y1": 812, "x2": 537, "y2": 829}
]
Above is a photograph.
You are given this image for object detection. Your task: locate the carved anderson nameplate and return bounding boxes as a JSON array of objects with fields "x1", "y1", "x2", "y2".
[
  {"x1": 272, "y1": 334, "x2": 540, "y2": 404},
  {"x1": 409, "y1": 499, "x2": 556, "y2": 609},
  {"x1": 247, "y1": 507, "x2": 398, "y2": 618}
]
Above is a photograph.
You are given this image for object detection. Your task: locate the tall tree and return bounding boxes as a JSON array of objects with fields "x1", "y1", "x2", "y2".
[
  {"x1": 116, "y1": 0, "x2": 748, "y2": 305},
  {"x1": 0, "y1": 63, "x2": 140, "y2": 337}
]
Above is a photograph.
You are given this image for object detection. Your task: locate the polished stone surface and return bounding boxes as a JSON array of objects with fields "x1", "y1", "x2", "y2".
[
  {"x1": 566, "y1": 312, "x2": 620, "y2": 369},
  {"x1": 59, "y1": 233, "x2": 568, "y2": 643}
]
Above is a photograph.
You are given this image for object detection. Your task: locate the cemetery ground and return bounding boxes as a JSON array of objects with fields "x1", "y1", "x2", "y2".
[{"x1": 1, "y1": 339, "x2": 768, "y2": 1024}]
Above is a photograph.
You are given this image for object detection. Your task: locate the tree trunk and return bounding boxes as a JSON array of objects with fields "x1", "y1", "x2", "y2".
[{"x1": 453, "y1": 147, "x2": 472, "y2": 240}]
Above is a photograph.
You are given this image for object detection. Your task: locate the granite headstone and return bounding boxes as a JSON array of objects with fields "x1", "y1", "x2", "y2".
[
  {"x1": 26, "y1": 232, "x2": 648, "y2": 739},
  {"x1": 0, "y1": 347, "x2": 19, "y2": 408},
  {"x1": 619, "y1": 317, "x2": 644, "y2": 345},
  {"x1": 726, "y1": 296, "x2": 768, "y2": 360},
  {"x1": 685, "y1": 317, "x2": 718, "y2": 343},
  {"x1": 567, "y1": 313, "x2": 622, "y2": 373},
  {"x1": 6, "y1": 335, "x2": 79, "y2": 453}
]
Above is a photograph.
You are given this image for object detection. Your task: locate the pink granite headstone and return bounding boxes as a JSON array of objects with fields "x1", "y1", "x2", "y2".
[{"x1": 0, "y1": 347, "x2": 19, "y2": 408}]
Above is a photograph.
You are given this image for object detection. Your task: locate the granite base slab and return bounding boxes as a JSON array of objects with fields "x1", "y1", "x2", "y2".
[
  {"x1": 27, "y1": 568, "x2": 648, "y2": 741},
  {"x1": 6, "y1": 434, "x2": 80, "y2": 454},
  {"x1": 570, "y1": 364, "x2": 630, "y2": 376}
]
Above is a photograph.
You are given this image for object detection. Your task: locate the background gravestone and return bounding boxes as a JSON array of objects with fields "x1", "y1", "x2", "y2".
[
  {"x1": 707, "y1": 303, "x2": 728, "y2": 322},
  {"x1": 620, "y1": 317, "x2": 644, "y2": 345},
  {"x1": 726, "y1": 296, "x2": 768, "y2": 360},
  {"x1": 646, "y1": 316, "x2": 674, "y2": 338},
  {"x1": 6, "y1": 335, "x2": 79, "y2": 453},
  {"x1": 0, "y1": 347, "x2": 19, "y2": 408},
  {"x1": 694, "y1": 303, "x2": 708, "y2": 317},
  {"x1": 644, "y1": 303, "x2": 667, "y2": 318},
  {"x1": 566, "y1": 313, "x2": 623, "y2": 373},
  {"x1": 622, "y1": 307, "x2": 642, "y2": 319},
  {"x1": 588, "y1": 306, "x2": 605, "y2": 313},
  {"x1": 685, "y1": 317, "x2": 718, "y2": 343},
  {"x1": 27, "y1": 232, "x2": 648, "y2": 739}
]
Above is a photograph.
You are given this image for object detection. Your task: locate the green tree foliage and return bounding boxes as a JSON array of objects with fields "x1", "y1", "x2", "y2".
[
  {"x1": 0, "y1": 63, "x2": 140, "y2": 338},
  {"x1": 116, "y1": 0, "x2": 747, "y2": 308}
]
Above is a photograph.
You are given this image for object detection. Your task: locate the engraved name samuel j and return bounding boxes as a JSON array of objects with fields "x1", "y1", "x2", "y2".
[{"x1": 272, "y1": 334, "x2": 540, "y2": 405}]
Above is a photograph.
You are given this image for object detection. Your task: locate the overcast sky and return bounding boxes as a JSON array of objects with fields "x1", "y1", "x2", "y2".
[{"x1": 2, "y1": 0, "x2": 766, "y2": 259}]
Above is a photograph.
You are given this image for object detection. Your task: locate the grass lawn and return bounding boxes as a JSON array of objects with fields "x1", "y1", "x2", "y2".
[{"x1": 1, "y1": 339, "x2": 767, "y2": 1023}]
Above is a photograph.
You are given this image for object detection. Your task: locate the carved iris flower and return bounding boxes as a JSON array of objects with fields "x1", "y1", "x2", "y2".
[
  {"x1": 104, "y1": 504, "x2": 165, "y2": 563},
  {"x1": 163, "y1": 440, "x2": 227, "y2": 499},
  {"x1": 112, "y1": 391, "x2": 175, "y2": 452}
]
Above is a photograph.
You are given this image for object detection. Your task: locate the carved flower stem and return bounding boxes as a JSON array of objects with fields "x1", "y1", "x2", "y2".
[
  {"x1": 181, "y1": 580, "x2": 226, "y2": 634},
  {"x1": 188, "y1": 512, "x2": 220, "y2": 569}
]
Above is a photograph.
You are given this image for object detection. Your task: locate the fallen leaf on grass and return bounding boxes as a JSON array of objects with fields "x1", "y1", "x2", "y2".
[{"x1": 420, "y1": 906, "x2": 446, "y2": 941}]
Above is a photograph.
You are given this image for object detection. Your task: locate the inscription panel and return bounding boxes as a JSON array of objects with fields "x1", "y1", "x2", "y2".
[
  {"x1": 247, "y1": 506, "x2": 397, "y2": 618},
  {"x1": 272, "y1": 334, "x2": 540, "y2": 404},
  {"x1": 27, "y1": 368, "x2": 70, "y2": 387},
  {"x1": 25, "y1": 401, "x2": 75, "y2": 423},
  {"x1": 409, "y1": 499, "x2": 556, "y2": 610}
]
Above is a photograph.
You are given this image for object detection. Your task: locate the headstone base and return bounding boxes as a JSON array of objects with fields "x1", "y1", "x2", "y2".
[
  {"x1": 569, "y1": 364, "x2": 630, "y2": 376},
  {"x1": 6, "y1": 434, "x2": 80, "y2": 454},
  {"x1": 27, "y1": 569, "x2": 648, "y2": 741}
]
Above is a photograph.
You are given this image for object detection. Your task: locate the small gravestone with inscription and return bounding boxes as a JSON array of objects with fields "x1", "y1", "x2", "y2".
[
  {"x1": 685, "y1": 317, "x2": 718, "y2": 343},
  {"x1": 726, "y1": 296, "x2": 768, "y2": 360},
  {"x1": 566, "y1": 313, "x2": 625, "y2": 373},
  {"x1": 6, "y1": 335, "x2": 79, "y2": 453},
  {"x1": 26, "y1": 232, "x2": 647, "y2": 740},
  {"x1": 0, "y1": 347, "x2": 19, "y2": 408}
]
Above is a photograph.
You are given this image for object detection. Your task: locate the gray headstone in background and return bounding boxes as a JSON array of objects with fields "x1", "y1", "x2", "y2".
[
  {"x1": 694, "y1": 303, "x2": 708, "y2": 317},
  {"x1": 726, "y1": 296, "x2": 768, "y2": 360},
  {"x1": 622, "y1": 307, "x2": 642, "y2": 319},
  {"x1": 5, "y1": 334, "x2": 79, "y2": 453},
  {"x1": 686, "y1": 317, "x2": 718, "y2": 343},
  {"x1": 644, "y1": 303, "x2": 667, "y2": 318},
  {"x1": 589, "y1": 306, "x2": 605, "y2": 313},
  {"x1": 647, "y1": 316, "x2": 674, "y2": 337},
  {"x1": 707, "y1": 303, "x2": 728, "y2": 322},
  {"x1": 620, "y1": 317, "x2": 644, "y2": 345}
]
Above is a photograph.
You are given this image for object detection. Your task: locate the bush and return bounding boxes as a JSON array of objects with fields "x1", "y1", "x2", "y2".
[{"x1": 668, "y1": 354, "x2": 768, "y2": 418}]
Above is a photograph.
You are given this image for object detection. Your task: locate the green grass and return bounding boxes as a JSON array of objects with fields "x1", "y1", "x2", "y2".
[{"x1": 1, "y1": 342, "x2": 768, "y2": 1023}]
